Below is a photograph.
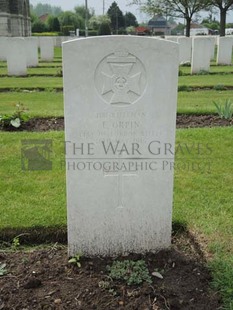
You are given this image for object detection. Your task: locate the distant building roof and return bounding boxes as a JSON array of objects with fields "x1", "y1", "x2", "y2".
[
  {"x1": 136, "y1": 26, "x2": 149, "y2": 33},
  {"x1": 39, "y1": 14, "x2": 49, "y2": 23},
  {"x1": 148, "y1": 15, "x2": 169, "y2": 29},
  {"x1": 191, "y1": 23, "x2": 208, "y2": 29}
]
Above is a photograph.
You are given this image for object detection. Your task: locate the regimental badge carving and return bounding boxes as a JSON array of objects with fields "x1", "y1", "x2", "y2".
[{"x1": 95, "y1": 50, "x2": 147, "y2": 106}]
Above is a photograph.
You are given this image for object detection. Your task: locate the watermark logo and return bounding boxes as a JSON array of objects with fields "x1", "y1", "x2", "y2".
[{"x1": 21, "y1": 140, "x2": 52, "y2": 171}]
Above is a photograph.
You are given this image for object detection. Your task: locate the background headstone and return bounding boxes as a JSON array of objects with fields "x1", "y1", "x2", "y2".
[
  {"x1": 191, "y1": 37, "x2": 212, "y2": 74},
  {"x1": 0, "y1": 36, "x2": 8, "y2": 61},
  {"x1": 177, "y1": 37, "x2": 192, "y2": 64},
  {"x1": 63, "y1": 36, "x2": 179, "y2": 256},
  {"x1": 7, "y1": 37, "x2": 27, "y2": 76},
  {"x1": 217, "y1": 37, "x2": 233, "y2": 65},
  {"x1": 26, "y1": 37, "x2": 38, "y2": 67},
  {"x1": 40, "y1": 37, "x2": 54, "y2": 62}
]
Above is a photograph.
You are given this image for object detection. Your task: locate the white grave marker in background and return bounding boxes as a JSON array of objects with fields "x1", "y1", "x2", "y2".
[
  {"x1": 217, "y1": 37, "x2": 233, "y2": 65},
  {"x1": 26, "y1": 37, "x2": 38, "y2": 67},
  {"x1": 191, "y1": 37, "x2": 212, "y2": 74},
  {"x1": 63, "y1": 36, "x2": 179, "y2": 256},
  {"x1": 178, "y1": 37, "x2": 192, "y2": 64},
  {"x1": 40, "y1": 37, "x2": 54, "y2": 62},
  {"x1": 7, "y1": 38, "x2": 27, "y2": 76}
]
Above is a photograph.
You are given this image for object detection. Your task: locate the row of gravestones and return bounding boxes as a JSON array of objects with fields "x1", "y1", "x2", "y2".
[
  {"x1": 0, "y1": 36, "x2": 72, "y2": 76},
  {"x1": 165, "y1": 36, "x2": 233, "y2": 73},
  {"x1": 0, "y1": 35, "x2": 233, "y2": 76}
]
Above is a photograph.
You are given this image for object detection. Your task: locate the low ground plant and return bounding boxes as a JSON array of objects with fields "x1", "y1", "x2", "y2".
[
  {"x1": 213, "y1": 99, "x2": 233, "y2": 119},
  {"x1": 0, "y1": 103, "x2": 29, "y2": 129},
  {"x1": 107, "y1": 260, "x2": 152, "y2": 286}
]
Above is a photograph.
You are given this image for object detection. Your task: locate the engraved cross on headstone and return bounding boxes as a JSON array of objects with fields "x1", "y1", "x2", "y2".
[{"x1": 103, "y1": 165, "x2": 138, "y2": 209}]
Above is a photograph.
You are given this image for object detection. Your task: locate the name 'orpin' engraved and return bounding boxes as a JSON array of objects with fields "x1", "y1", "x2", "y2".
[{"x1": 95, "y1": 50, "x2": 146, "y2": 106}]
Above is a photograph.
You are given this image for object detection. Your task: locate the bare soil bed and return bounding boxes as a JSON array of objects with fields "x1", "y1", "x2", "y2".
[
  {"x1": 1, "y1": 115, "x2": 233, "y2": 132},
  {"x1": 0, "y1": 232, "x2": 221, "y2": 310}
]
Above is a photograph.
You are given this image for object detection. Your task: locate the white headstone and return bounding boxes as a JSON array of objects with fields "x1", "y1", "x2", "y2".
[
  {"x1": 40, "y1": 37, "x2": 54, "y2": 62},
  {"x1": 7, "y1": 38, "x2": 27, "y2": 76},
  {"x1": 208, "y1": 36, "x2": 216, "y2": 60},
  {"x1": 191, "y1": 37, "x2": 212, "y2": 74},
  {"x1": 55, "y1": 36, "x2": 62, "y2": 47},
  {"x1": 177, "y1": 37, "x2": 192, "y2": 64},
  {"x1": 0, "y1": 37, "x2": 8, "y2": 61},
  {"x1": 26, "y1": 37, "x2": 39, "y2": 67},
  {"x1": 217, "y1": 37, "x2": 233, "y2": 65},
  {"x1": 63, "y1": 36, "x2": 179, "y2": 256}
]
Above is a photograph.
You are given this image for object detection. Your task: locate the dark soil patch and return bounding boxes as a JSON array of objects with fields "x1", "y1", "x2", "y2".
[
  {"x1": 0, "y1": 232, "x2": 221, "y2": 310},
  {"x1": 176, "y1": 114, "x2": 233, "y2": 128},
  {"x1": 1, "y1": 115, "x2": 232, "y2": 132}
]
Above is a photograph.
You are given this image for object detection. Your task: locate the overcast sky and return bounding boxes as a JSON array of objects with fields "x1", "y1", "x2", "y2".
[
  {"x1": 30, "y1": 0, "x2": 233, "y2": 23},
  {"x1": 30, "y1": 0, "x2": 147, "y2": 21}
]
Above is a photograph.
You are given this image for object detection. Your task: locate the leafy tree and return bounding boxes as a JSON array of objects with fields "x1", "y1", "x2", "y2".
[
  {"x1": 74, "y1": 5, "x2": 94, "y2": 20},
  {"x1": 210, "y1": 0, "x2": 233, "y2": 36},
  {"x1": 125, "y1": 12, "x2": 139, "y2": 27},
  {"x1": 32, "y1": 19, "x2": 48, "y2": 33},
  {"x1": 201, "y1": 17, "x2": 220, "y2": 31},
  {"x1": 47, "y1": 15, "x2": 60, "y2": 32},
  {"x1": 59, "y1": 11, "x2": 84, "y2": 31},
  {"x1": 89, "y1": 15, "x2": 111, "y2": 30},
  {"x1": 130, "y1": 0, "x2": 212, "y2": 37},
  {"x1": 98, "y1": 21, "x2": 112, "y2": 35},
  {"x1": 129, "y1": 0, "x2": 171, "y2": 17},
  {"x1": 171, "y1": 22, "x2": 185, "y2": 35},
  {"x1": 31, "y1": 3, "x2": 62, "y2": 17},
  {"x1": 107, "y1": 1, "x2": 125, "y2": 32}
]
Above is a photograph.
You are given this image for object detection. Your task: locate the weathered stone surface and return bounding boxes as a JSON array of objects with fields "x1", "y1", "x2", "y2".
[{"x1": 63, "y1": 36, "x2": 179, "y2": 256}]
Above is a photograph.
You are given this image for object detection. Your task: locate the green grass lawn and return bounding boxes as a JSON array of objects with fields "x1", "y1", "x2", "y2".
[
  {"x1": 0, "y1": 92, "x2": 63, "y2": 117},
  {"x1": 180, "y1": 65, "x2": 233, "y2": 75},
  {"x1": 0, "y1": 76, "x2": 63, "y2": 89},
  {"x1": 0, "y1": 128, "x2": 232, "y2": 307},
  {"x1": 178, "y1": 90, "x2": 233, "y2": 114},
  {"x1": 0, "y1": 66, "x2": 62, "y2": 76},
  {"x1": 179, "y1": 74, "x2": 233, "y2": 87},
  {"x1": 1, "y1": 90, "x2": 232, "y2": 117},
  {"x1": 0, "y1": 131, "x2": 66, "y2": 229}
]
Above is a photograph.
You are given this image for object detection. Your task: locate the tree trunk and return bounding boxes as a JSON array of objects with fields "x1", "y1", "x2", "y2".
[
  {"x1": 185, "y1": 18, "x2": 191, "y2": 37},
  {"x1": 219, "y1": 9, "x2": 226, "y2": 36}
]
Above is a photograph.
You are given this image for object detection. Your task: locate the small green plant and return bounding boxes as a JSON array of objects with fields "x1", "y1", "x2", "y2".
[
  {"x1": 98, "y1": 280, "x2": 111, "y2": 289},
  {"x1": 68, "y1": 253, "x2": 82, "y2": 268},
  {"x1": 178, "y1": 85, "x2": 192, "y2": 92},
  {"x1": 12, "y1": 236, "x2": 20, "y2": 249},
  {"x1": 0, "y1": 263, "x2": 7, "y2": 276},
  {"x1": 55, "y1": 68, "x2": 63, "y2": 77},
  {"x1": 0, "y1": 103, "x2": 29, "y2": 129},
  {"x1": 213, "y1": 84, "x2": 226, "y2": 91},
  {"x1": 213, "y1": 99, "x2": 233, "y2": 119},
  {"x1": 107, "y1": 260, "x2": 152, "y2": 286},
  {"x1": 178, "y1": 69, "x2": 184, "y2": 76},
  {"x1": 198, "y1": 70, "x2": 209, "y2": 75}
]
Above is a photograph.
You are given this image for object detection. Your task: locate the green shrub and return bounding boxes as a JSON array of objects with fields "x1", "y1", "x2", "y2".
[
  {"x1": 178, "y1": 85, "x2": 192, "y2": 92},
  {"x1": 32, "y1": 32, "x2": 61, "y2": 36},
  {"x1": 98, "y1": 22, "x2": 111, "y2": 35}
]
